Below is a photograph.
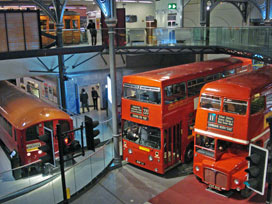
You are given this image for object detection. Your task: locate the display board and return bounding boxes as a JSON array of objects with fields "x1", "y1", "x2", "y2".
[{"x1": 0, "y1": 10, "x2": 41, "y2": 52}]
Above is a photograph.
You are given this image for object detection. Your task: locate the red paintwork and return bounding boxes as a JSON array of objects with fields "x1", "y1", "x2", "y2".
[
  {"x1": 193, "y1": 66, "x2": 272, "y2": 192},
  {"x1": 0, "y1": 81, "x2": 74, "y2": 166},
  {"x1": 122, "y1": 57, "x2": 252, "y2": 174}
]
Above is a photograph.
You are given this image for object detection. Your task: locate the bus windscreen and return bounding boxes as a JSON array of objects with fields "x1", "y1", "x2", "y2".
[{"x1": 123, "y1": 120, "x2": 161, "y2": 149}]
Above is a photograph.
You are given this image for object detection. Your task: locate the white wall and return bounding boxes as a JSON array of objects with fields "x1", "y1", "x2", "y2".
[
  {"x1": 155, "y1": 0, "x2": 183, "y2": 27},
  {"x1": 116, "y1": 2, "x2": 155, "y2": 28},
  {"x1": 184, "y1": 2, "x2": 244, "y2": 27}
]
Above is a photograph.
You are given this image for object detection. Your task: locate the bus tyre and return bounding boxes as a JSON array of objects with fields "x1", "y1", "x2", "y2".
[
  {"x1": 195, "y1": 175, "x2": 203, "y2": 183},
  {"x1": 185, "y1": 143, "x2": 194, "y2": 163},
  {"x1": 240, "y1": 188, "x2": 253, "y2": 198},
  {"x1": 11, "y1": 157, "x2": 22, "y2": 180}
]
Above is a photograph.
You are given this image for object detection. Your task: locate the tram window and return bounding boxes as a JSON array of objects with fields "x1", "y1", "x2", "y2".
[
  {"x1": 188, "y1": 77, "x2": 205, "y2": 97},
  {"x1": 223, "y1": 98, "x2": 247, "y2": 115},
  {"x1": 200, "y1": 94, "x2": 221, "y2": 110},
  {"x1": 40, "y1": 20, "x2": 47, "y2": 30},
  {"x1": 49, "y1": 22, "x2": 55, "y2": 30},
  {"x1": 44, "y1": 121, "x2": 53, "y2": 130},
  {"x1": 250, "y1": 95, "x2": 265, "y2": 114},
  {"x1": 72, "y1": 20, "x2": 78, "y2": 29},
  {"x1": 65, "y1": 19, "x2": 71, "y2": 29},
  {"x1": 6, "y1": 119, "x2": 12, "y2": 137},
  {"x1": 59, "y1": 120, "x2": 70, "y2": 133},
  {"x1": 0, "y1": 115, "x2": 4, "y2": 128},
  {"x1": 266, "y1": 94, "x2": 272, "y2": 108},
  {"x1": 14, "y1": 129, "x2": 17, "y2": 142},
  {"x1": 26, "y1": 125, "x2": 39, "y2": 141}
]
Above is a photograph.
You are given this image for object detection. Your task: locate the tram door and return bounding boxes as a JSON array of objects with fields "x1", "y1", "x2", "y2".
[{"x1": 164, "y1": 121, "x2": 182, "y2": 169}]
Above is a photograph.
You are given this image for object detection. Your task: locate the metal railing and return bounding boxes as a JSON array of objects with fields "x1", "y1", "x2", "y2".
[{"x1": 40, "y1": 26, "x2": 272, "y2": 58}]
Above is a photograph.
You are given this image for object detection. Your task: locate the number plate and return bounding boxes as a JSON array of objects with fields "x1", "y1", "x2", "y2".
[
  {"x1": 136, "y1": 160, "x2": 145, "y2": 165},
  {"x1": 209, "y1": 184, "x2": 221, "y2": 191}
]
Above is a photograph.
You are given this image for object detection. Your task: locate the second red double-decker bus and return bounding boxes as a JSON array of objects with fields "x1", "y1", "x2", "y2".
[
  {"x1": 193, "y1": 66, "x2": 272, "y2": 197},
  {"x1": 122, "y1": 57, "x2": 252, "y2": 174}
]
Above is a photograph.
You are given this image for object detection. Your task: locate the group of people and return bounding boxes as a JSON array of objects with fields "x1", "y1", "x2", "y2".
[{"x1": 80, "y1": 88, "x2": 99, "y2": 113}]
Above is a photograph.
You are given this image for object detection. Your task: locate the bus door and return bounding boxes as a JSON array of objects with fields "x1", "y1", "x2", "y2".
[{"x1": 164, "y1": 121, "x2": 182, "y2": 169}]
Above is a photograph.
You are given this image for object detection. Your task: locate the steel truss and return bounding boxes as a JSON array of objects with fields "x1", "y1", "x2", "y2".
[{"x1": 0, "y1": 45, "x2": 271, "y2": 65}]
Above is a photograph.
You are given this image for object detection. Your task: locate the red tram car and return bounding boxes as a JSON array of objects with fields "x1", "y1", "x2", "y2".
[{"x1": 0, "y1": 81, "x2": 74, "y2": 178}]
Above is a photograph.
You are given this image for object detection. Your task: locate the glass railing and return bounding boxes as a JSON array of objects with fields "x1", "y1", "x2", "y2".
[
  {"x1": 0, "y1": 118, "x2": 114, "y2": 203},
  {"x1": 40, "y1": 26, "x2": 272, "y2": 58}
]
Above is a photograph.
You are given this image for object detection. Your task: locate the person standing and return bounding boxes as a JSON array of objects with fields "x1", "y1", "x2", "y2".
[
  {"x1": 80, "y1": 88, "x2": 90, "y2": 113},
  {"x1": 91, "y1": 87, "x2": 99, "y2": 110},
  {"x1": 87, "y1": 20, "x2": 97, "y2": 45}
]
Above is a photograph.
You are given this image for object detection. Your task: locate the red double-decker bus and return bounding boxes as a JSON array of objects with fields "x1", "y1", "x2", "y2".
[
  {"x1": 121, "y1": 57, "x2": 252, "y2": 174},
  {"x1": 193, "y1": 66, "x2": 272, "y2": 197}
]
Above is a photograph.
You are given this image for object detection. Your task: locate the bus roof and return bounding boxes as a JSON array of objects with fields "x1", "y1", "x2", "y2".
[
  {"x1": 0, "y1": 81, "x2": 71, "y2": 130},
  {"x1": 201, "y1": 66, "x2": 272, "y2": 100},
  {"x1": 123, "y1": 57, "x2": 248, "y2": 87}
]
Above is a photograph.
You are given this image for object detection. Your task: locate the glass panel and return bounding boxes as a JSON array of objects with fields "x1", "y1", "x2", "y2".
[
  {"x1": 200, "y1": 94, "x2": 221, "y2": 110},
  {"x1": 72, "y1": 20, "x2": 78, "y2": 29},
  {"x1": 250, "y1": 95, "x2": 265, "y2": 114},
  {"x1": 123, "y1": 120, "x2": 161, "y2": 149},
  {"x1": 222, "y1": 69, "x2": 235, "y2": 78},
  {"x1": 91, "y1": 149, "x2": 104, "y2": 178},
  {"x1": 26, "y1": 125, "x2": 39, "y2": 141},
  {"x1": 65, "y1": 19, "x2": 71, "y2": 29},
  {"x1": 188, "y1": 77, "x2": 205, "y2": 97},
  {"x1": 123, "y1": 83, "x2": 161, "y2": 104},
  {"x1": 164, "y1": 82, "x2": 186, "y2": 104},
  {"x1": 223, "y1": 98, "x2": 247, "y2": 115},
  {"x1": 59, "y1": 120, "x2": 70, "y2": 132},
  {"x1": 195, "y1": 134, "x2": 215, "y2": 157},
  {"x1": 267, "y1": 94, "x2": 272, "y2": 107},
  {"x1": 74, "y1": 157, "x2": 92, "y2": 191}
]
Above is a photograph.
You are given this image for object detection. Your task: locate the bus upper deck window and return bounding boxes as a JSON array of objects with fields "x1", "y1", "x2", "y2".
[
  {"x1": 222, "y1": 69, "x2": 235, "y2": 78},
  {"x1": 223, "y1": 98, "x2": 247, "y2": 115},
  {"x1": 250, "y1": 94, "x2": 265, "y2": 114},
  {"x1": 200, "y1": 95, "x2": 221, "y2": 110}
]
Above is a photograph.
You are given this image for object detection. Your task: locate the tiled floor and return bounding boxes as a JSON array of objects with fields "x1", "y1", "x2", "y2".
[{"x1": 70, "y1": 162, "x2": 187, "y2": 204}]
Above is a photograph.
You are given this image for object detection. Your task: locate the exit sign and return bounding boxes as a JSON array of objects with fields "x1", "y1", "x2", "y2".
[{"x1": 168, "y1": 3, "x2": 177, "y2": 9}]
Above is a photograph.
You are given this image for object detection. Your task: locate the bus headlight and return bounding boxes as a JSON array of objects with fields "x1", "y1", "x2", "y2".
[
  {"x1": 27, "y1": 152, "x2": 31, "y2": 157},
  {"x1": 195, "y1": 166, "x2": 200, "y2": 172},
  {"x1": 149, "y1": 155, "x2": 153, "y2": 161},
  {"x1": 234, "y1": 179, "x2": 240, "y2": 185},
  {"x1": 38, "y1": 150, "x2": 43, "y2": 154},
  {"x1": 128, "y1": 149, "x2": 132, "y2": 154}
]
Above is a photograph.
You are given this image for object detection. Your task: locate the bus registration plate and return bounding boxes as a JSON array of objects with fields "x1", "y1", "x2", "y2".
[
  {"x1": 136, "y1": 160, "x2": 145, "y2": 165},
  {"x1": 209, "y1": 184, "x2": 221, "y2": 191}
]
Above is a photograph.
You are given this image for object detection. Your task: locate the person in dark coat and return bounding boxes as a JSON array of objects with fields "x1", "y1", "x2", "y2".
[
  {"x1": 91, "y1": 87, "x2": 99, "y2": 110},
  {"x1": 80, "y1": 88, "x2": 90, "y2": 113},
  {"x1": 87, "y1": 20, "x2": 97, "y2": 45}
]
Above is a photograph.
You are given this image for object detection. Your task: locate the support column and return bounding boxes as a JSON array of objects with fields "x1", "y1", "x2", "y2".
[
  {"x1": 54, "y1": 0, "x2": 67, "y2": 110},
  {"x1": 266, "y1": 0, "x2": 271, "y2": 22},
  {"x1": 105, "y1": 0, "x2": 121, "y2": 168}
]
